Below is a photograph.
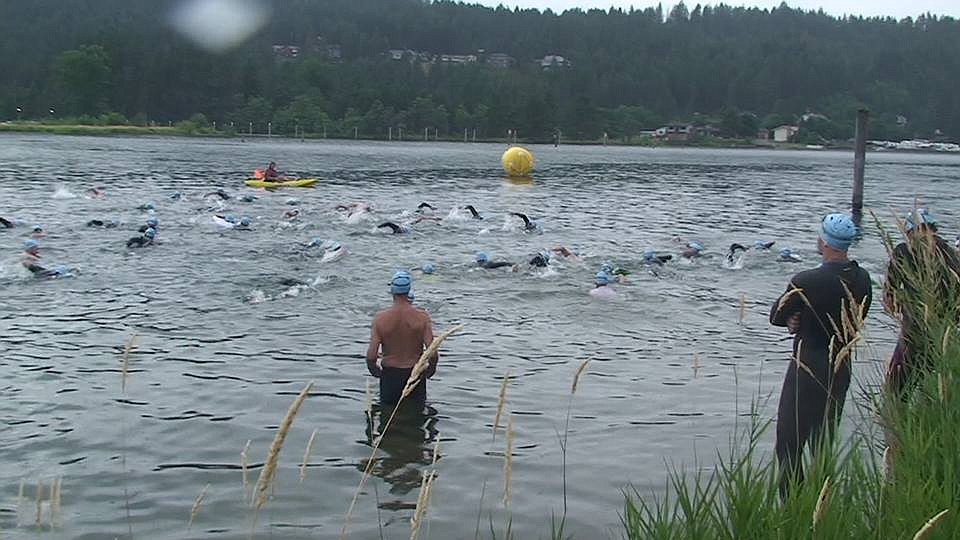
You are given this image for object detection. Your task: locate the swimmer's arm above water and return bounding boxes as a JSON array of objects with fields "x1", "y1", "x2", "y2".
[{"x1": 365, "y1": 322, "x2": 383, "y2": 378}]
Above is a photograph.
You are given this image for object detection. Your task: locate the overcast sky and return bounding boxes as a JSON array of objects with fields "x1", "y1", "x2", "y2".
[{"x1": 476, "y1": 1, "x2": 959, "y2": 19}]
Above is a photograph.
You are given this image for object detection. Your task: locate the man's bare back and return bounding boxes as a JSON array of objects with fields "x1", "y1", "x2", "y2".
[{"x1": 367, "y1": 301, "x2": 435, "y2": 372}]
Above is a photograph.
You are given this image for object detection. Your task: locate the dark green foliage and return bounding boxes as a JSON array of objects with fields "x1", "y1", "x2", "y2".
[{"x1": 1, "y1": 1, "x2": 958, "y2": 140}]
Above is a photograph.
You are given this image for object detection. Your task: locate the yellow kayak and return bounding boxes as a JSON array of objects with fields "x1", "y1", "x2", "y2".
[{"x1": 244, "y1": 178, "x2": 318, "y2": 188}]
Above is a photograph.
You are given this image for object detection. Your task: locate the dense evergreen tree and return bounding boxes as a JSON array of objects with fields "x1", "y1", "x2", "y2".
[{"x1": 1, "y1": 0, "x2": 957, "y2": 140}]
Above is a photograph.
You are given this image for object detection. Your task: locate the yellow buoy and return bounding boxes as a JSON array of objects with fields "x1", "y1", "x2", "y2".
[{"x1": 501, "y1": 146, "x2": 534, "y2": 177}]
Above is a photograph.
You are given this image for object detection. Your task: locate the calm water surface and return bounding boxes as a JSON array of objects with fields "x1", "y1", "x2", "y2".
[{"x1": 1, "y1": 134, "x2": 958, "y2": 539}]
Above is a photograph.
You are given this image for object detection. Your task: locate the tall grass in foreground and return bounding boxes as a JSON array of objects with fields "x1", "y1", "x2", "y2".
[{"x1": 623, "y1": 218, "x2": 959, "y2": 539}]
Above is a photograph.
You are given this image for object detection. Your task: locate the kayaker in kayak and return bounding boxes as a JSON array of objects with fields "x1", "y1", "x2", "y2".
[{"x1": 263, "y1": 162, "x2": 282, "y2": 181}]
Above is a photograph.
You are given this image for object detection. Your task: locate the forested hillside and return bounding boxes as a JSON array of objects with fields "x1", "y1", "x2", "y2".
[{"x1": 1, "y1": 0, "x2": 958, "y2": 141}]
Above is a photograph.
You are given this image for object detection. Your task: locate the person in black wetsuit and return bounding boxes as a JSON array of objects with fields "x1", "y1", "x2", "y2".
[
  {"x1": 416, "y1": 202, "x2": 435, "y2": 213},
  {"x1": 127, "y1": 227, "x2": 156, "y2": 248},
  {"x1": 769, "y1": 213, "x2": 872, "y2": 496},
  {"x1": 509, "y1": 212, "x2": 539, "y2": 231},
  {"x1": 884, "y1": 208, "x2": 960, "y2": 398},
  {"x1": 476, "y1": 252, "x2": 514, "y2": 269},
  {"x1": 463, "y1": 205, "x2": 484, "y2": 220},
  {"x1": 0, "y1": 217, "x2": 15, "y2": 228},
  {"x1": 529, "y1": 251, "x2": 551, "y2": 268},
  {"x1": 377, "y1": 222, "x2": 410, "y2": 234},
  {"x1": 726, "y1": 243, "x2": 749, "y2": 264},
  {"x1": 87, "y1": 219, "x2": 120, "y2": 228}
]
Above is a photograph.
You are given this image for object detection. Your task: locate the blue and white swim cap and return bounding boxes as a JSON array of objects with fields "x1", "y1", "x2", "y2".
[
  {"x1": 905, "y1": 208, "x2": 938, "y2": 232},
  {"x1": 24, "y1": 239, "x2": 39, "y2": 251},
  {"x1": 422, "y1": 263, "x2": 436, "y2": 274},
  {"x1": 601, "y1": 262, "x2": 614, "y2": 274},
  {"x1": 476, "y1": 252, "x2": 489, "y2": 264},
  {"x1": 780, "y1": 248, "x2": 793, "y2": 258},
  {"x1": 687, "y1": 242, "x2": 705, "y2": 252},
  {"x1": 390, "y1": 270, "x2": 413, "y2": 295},
  {"x1": 146, "y1": 218, "x2": 159, "y2": 228},
  {"x1": 643, "y1": 249, "x2": 656, "y2": 261},
  {"x1": 144, "y1": 227, "x2": 157, "y2": 239},
  {"x1": 239, "y1": 217, "x2": 252, "y2": 227},
  {"x1": 820, "y1": 213, "x2": 857, "y2": 251},
  {"x1": 595, "y1": 271, "x2": 610, "y2": 285}
]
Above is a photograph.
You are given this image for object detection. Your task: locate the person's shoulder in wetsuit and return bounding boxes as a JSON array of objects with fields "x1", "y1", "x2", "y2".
[
  {"x1": 475, "y1": 252, "x2": 513, "y2": 269},
  {"x1": 127, "y1": 228, "x2": 156, "y2": 248},
  {"x1": 0, "y1": 217, "x2": 14, "y2": 228},
  {"x1": 770, "y1": 214, "x2": 872, "y2": 339}
]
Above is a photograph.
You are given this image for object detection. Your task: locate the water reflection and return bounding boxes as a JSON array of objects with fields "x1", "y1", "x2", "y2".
[{"x1": 361, "y1": 403, "x2": 440, "y2": 508}]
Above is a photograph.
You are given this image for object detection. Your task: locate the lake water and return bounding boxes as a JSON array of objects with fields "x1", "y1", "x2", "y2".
[{"x1": 1, "y1": 134, "x2": 958, "y2": 539}]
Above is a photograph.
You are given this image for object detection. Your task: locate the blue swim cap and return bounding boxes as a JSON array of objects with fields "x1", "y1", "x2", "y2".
[
  {"x1": 422, "y1": 263, "x2": 436, "y2": 274},
  {"x1": 143, "y1": 201, "x2": 155, "y2": 210},
  {"x1": 32, "y1": 225, "x2": 43, "y2": 233},
  {"x1": 780, "y1": 248, "x2": 793, "y2": 258},
  {"x1": 643, "y1": 249, "x2": 656, "y2": 261},
  {"x1": 595, "y1": 271, "x2": 610, "y2": 286},
  {"x1": 225, "y1": 215, "x2": 237, "y2": 224},
  {"x1": 754, "y1": 240, "x2": 768, "y2": 249},
  {"x1": 390, "y1": 270, "x2": 413, "y2": 295},
  {"x1": 144, "y1": 227, "x2": 157, "y2": 239},
  {"x1": 170, "y1": 192, "x2": 183, "y2": 199},
  {"x1": 687, "y1": 242, "x2": 705, "y2": 252},
  {"x1": 905, "y1": 208, "x2": 938, "y2": 232},
  {"x1": 146, "y1": 218, "x2": 159, "y2": 228},
  {"x1": 540, "y1": 250, "x2": 551, "y2": 262},
  {"x1": 407, "y1": 291, "x2": 416, "y2": 301},
  {"x1": 820, "y1": 213, "x2": 857, "y2": 251},
  {"x1": 476, "y1": 252, "x2": 489, "y2": 264},
  {"x1": 24, "y1": 239, "x2": 39, "y2": 251},
  {"x1": 601, "y1": 262, "x2": 614, "y2": 274},
  {"x1": 239, "y1": 217, "x2": 252, "y2": 227}
]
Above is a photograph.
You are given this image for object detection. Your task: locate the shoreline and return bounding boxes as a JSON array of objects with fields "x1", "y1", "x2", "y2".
[{"x1": 2, "y1": 122, "x2": 958, "y2": 155}]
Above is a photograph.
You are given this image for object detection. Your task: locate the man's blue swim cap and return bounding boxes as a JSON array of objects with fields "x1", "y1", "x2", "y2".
[
  {"x1": 239, "y1": 217, "x2": 252, "y2": 227},
  {"x1": 687, "y1": 242, "x2": 705, "y2": 252},
  {"x1": 24, "y1": 239, "x2": 39, "y2": 251},
  {"x1": 225, "y1": 215, "x2": 237, "y2": 224},
  {"x1": 601, "y1": 262, "x2": 614, "y2": 274},
  {"x1": 595, "y1": 271, "x2": 610, "y2": 285},
  {"x1": 820, "y1": 213, "x2": 857, "y2": 251},
  {"x1": 476, "y1": 252, "x2": 489, "y2": 263},
  {"x1": 143, "y1": 201, "x2": 155, "y2": 210},
  {"x1": 144, "y1": 227, "x2": 157, "y2": 239},
  {"x1": 643, "y1": 249, "x2": 656, "y2": 260},
  {"x1": 754, "y1": 240, "x2": 768, "y2": 249},
  {"x1": 146, "y1": 218, "x2": 159, "y2": 228},
  {"x1": 390, "y1": 270, "x2": 413, "y2": 295},
  {"x1": 905, "y1": 208, "x2": 938, "y2": 232},
  {"x1": 780, "y1": 248, "x2": 793, "y2": 258},
  {"x1": 422, "y1": 263, "x2": 436, "y2": 274}
]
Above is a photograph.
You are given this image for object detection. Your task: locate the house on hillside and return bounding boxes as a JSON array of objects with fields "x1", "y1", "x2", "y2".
[
  {"x1": 439, "y1": 54, "x2": 478, "y2": 64},
  {"x1": 655, "y1": 124, "x2": 718, "y2": 141},
  {"x1": 539, "y1": 54, "x2": 571, "y2": 69},
  {"x1": 486, "y1": 53, "x2": 515, "y2": 69},
  {"x1": 773, "y1": 125, "x2": 799, "y2": 143},
  {"x1": 272, "y1": 45, "x2": 301, "y2": 58}
]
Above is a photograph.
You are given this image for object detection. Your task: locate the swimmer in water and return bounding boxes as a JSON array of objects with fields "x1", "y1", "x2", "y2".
[
  {"x1": 420, "y1": 263, "x2": 436, "y2": 275},
  {"x1": 681, "y1": 242, "x2": 705, "y2": 259},
  {"x1": 463, "y1": 205, "x2": 484, "y2": 220},
  {"x1": 377, "y1": 222, "x2": 410, "y2": 234},
  {"x1": 87, "y1": 219, "x2": 120, "y2": 228},
  {"x1": 509, "y1": 212, "x2": 539, "y2": 232},
  {"x1": 551, "y1": 246, "x2": 582, "y2": 261},
  {"x1": 170, "y1": 191, "x2": 185, "y2": 201},
  {"x1": 137, "y1": 201, "x2": 156, "y2": 211},
  {"x1": 31, "y1": 225, "x2": 46, "y2": 238},
  {"x1": 589, "y1": 271, "x2": 617, "y2": 299},
  {"x1": 778, "y1": 248, "x2": 802, "y2": 262},
  {"x1": 138, "y1": 218, "x2": 159, "y2": 233},
  {"x1": 88, "y1": 187, "x2": 105, "y2": 198},
  {"x1": 476, "y1": 252, "x2": 514, "y2": 269},
  {"x1": 283, "y1": 209, "x2": 301, "y2": 220},
  {"x1": 239, "y1": 194, "x2": 257, "y2": 203},
  {"x1": 204, "y1": 189, "x2": 231, "y2": 201},
  {"x1": 126, "y1": 227, "x2": 156, "y2": 248},
  {"x1": 21, "y1": 240, "x2": 70, "y2": 278},
  {"x1": 0, "y1": 217, "x2": 15, "y2": 228},
  {"x1": 417, "y1": 202, "x2": 436, "y2": 213},
  {"x1": 754, "y1": 240, "x2": 776, "y2": 251},
  {"x1": 236, "y1": 216, "x2": 253, "y2": 230},
  {"x1": 528, "y1": 250, "x2": 551, "y2": 268},
  {"x1": 726, "y1": 243, "x2": 749, "y2": 264},
  {"x1": 643, "y1": 250, "x2": 673, "y2": 266}
]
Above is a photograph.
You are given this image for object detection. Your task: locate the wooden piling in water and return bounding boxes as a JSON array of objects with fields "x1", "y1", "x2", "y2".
[{"x1": 852, "y1": 109, "x2": 869, "y2": 221}]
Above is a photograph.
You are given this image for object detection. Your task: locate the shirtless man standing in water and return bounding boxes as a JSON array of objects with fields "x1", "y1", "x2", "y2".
[{"x1": 366, "y1": 271, "x2": 438, "y2": 406}]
